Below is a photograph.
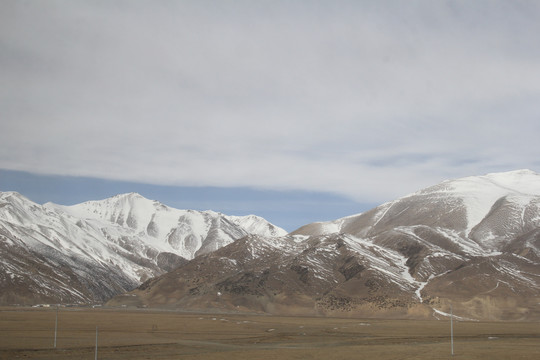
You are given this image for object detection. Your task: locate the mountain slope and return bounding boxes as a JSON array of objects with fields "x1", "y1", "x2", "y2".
[
  {"x1": 0, "y1": 192, "x2": 286, "y2": 305},
  {"x1": 115, "y1": 170, "x2": 540, "y2": 320},
  {"x1": 109, "y1": 233, "x2": 424, "y2": 317}
]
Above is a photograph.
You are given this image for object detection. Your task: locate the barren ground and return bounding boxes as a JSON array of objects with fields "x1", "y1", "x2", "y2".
[{"x1": 0, "y1": 307, "x2": 538, "y2": 359}]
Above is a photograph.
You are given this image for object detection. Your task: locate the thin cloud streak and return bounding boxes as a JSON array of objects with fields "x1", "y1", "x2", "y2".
[{"x1": 1, "y1": 1, "x2": 540, "y2": 204}]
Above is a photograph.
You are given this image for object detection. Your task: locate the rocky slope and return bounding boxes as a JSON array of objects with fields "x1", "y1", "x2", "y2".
[
  {"x1": 0, "y1": 192, "x2": 286, "y2": 305},
  {"x1": 112, "y1": 170, "x2": 540, "y2": 320}
]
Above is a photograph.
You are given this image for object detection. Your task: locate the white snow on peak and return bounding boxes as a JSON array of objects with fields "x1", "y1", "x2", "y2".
[
  {"x1": 306, "y1": 220, "x2": 342, "y2": 235},
  {"x1": 447, "y1": 169, "x2": 540, "y2": 233},
  {"x1": 299, "y1": 213, "x2": 362, "y2": 236},
  {"x1": 227, "y1": 214, "x2": 287, "y2": 237},
  {"x1": 41, "y1": 193, "x2": 286, "y2": 260},
  {"x1": 324, "y1": 213, "x2": 363, "y2": 234}
]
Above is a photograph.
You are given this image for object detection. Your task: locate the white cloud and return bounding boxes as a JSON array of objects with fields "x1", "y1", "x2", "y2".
[{"x1": 2, "y1": 0, "x2": 540, "y2": 203}]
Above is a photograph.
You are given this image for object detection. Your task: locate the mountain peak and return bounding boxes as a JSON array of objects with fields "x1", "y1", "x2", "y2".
[
  {"x1": 105, "y1": 192, "x2": 151, "y2": 205},
  {"x1": 0, "y1": 191, "x2": 28, "y2": 202},
  {"x1": 114, "y1": 192, "x2": 145, "y2": 199}
]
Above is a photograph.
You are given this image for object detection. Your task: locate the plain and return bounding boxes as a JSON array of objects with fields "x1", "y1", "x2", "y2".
[{"x1": 0, "y1": 307, "x2": 538, "y2": 360}]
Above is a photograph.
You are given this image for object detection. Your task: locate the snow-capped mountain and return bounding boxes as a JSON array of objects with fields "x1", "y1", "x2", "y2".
[
  {"x1": 113, "y1": 170, "x2": 540, "y2": 320},
  {"x1": 297, "y1": 169, "x2": 540, "y2": 241},
  {"x1": 46, "y1": 193, "x2": 286, "y2": 260},
  {"x1": 0, "y1": 192, "x2": 286, "y2": 305}
]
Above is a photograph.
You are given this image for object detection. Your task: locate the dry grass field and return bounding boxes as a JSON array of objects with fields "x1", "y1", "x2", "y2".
[{"x1": 0, "y1": 307, "x2": 539, "y2": 360}]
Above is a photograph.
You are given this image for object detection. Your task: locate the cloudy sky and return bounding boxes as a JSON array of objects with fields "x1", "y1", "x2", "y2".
[{"x1": 2, "y1": 1, "x2": 540, "y2": 230}]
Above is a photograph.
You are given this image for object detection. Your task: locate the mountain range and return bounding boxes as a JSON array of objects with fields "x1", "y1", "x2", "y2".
[
  {"x1": 1, "y1": 170, "x2": 539, "y2": 320},
  {"x1": 0, "y1": 192, "x2": 286, "y2": 304}
]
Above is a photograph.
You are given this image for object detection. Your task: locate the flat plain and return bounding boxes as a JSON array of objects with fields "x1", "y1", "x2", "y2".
[{"x1": 0, "y1": 307, "x2": 538, "y2": 360}]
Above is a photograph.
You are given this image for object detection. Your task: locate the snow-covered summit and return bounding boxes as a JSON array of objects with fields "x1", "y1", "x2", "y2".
[
  {"x1": 427, "y1": 169, "x2": 540, "y2": 236},
  {"x1": 227, "y1": 214, "x2": 288, "y2": 237}
]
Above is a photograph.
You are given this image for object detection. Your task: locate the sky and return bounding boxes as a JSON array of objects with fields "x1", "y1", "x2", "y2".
[{"x1": 1, "y1": 1, "x2": 540, "y2": 231}]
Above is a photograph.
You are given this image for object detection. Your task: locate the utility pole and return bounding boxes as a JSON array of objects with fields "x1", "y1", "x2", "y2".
[
  {"x1": 450, "y1": 304, "x2": 454, "y2": 356},
  {"x1": 95, "y1": 326, "x2": 99, "y2": 360},
  {"x1": 54, "y1": 305, "x2": 58, "y2": 349}
]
